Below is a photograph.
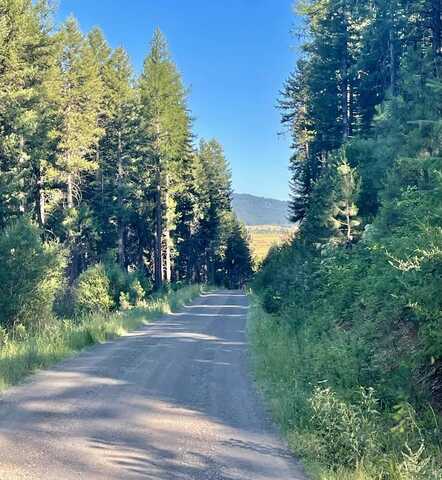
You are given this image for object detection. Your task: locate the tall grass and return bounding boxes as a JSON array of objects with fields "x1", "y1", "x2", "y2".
[
  {"x1": 247, "y1": 295, "x2": 442, "y2": 480},
  {"x1": 0, "y1": 284, "x2": 202, "y2": 391}
]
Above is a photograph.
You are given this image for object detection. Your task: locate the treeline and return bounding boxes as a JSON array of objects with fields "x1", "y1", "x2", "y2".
[
  {"x1": 254, "y1": 0, "x2": 442, "y2": 478},
  {"x1": 0, "y1": 1, "x2": 252, "y2": 327}
]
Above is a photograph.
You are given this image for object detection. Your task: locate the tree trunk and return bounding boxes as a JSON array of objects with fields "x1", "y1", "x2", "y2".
[
  {"x1": 67, "y1": 172, "x2": 74, "y2": 209},
  {"x1": 164, "y1": 173, "x2": 172, "y2": 283},
  {"x1": 118, "y1": 225, "x2": 125, "y2": 270},
  {"x1": 432, "y1": 0, "x2": 442, "y2": 73},
  {"x1": 389, "y1": 21, "x2": 397, "y2": 95},
  {"x1": 34, "y1": 159, "x2": 46, "y2": 226},
  {"x1": 117, "y1": 130, "x2": 125, "y2": 269},
  {"x1": 207, "y1": 252, "x2": 214, "y2": 285},
  {"x1": 69, "y1": 245, "x2": 80, "y2": 284},
  {"x1": 66, "y1": 168, "x2": 77, "y2": 284},
  {"x1": 154, "y1": 166, "x2": 163, "y2": 290},
  {"x1": 341, "y1": 15, "x2": 350, "y2": 140},
  {"x1": 348, "y1": 82, "x2": 354, "y2": 137},
  {"x1": 164, "y1": 228, "x2": 172, "y2": 283},
  {"x1": 38, "y1": 182, "x2": 45, "y2": 227},
  {"x1": 346, "y1": 200, "x2": 351, "y2": 242},
  {"x1": 19, "y1": 135, "x2": 26, "y2": 213}
]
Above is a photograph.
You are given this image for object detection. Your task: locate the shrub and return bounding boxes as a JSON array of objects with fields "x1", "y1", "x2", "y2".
[
  {"x1": 0, "y1": 284, "x2": 202, "y2": 392},
  {"x1": 53, "y1": 286, "x2": 76, "y2": 318},
  {"x1": 127, "y1": 278, "x2": 145, "y2": 306},
  {"x1": 0, "y1": 218, "x2": 65, "y2": 329},
  {"x1": 135, "y1": 271, "x2": 153, "y2": 297},
  {"x1": 13, "y1": 323, "x2": 27, "y2": 341},
  {"x1": 309, "y1": 386, "x2": 381, "y2": 468},
  {"x1": 74, "y1": 263, "x2": 114, "y2": 315},
  {"x1": 249, "y1": 297, "x2": 442, "y2": 480},
  {"x1": 103, "y1": 261, "x2": 128, "y2": 305},
  {"x1": 0, "y1": 327, "x2": 8, "y2": 347},
  {"x1": 119, "y1": 292, "x2": 131, "y2": 310},
  {"x1": 262, "y1": 288, "x2": 283, "y2": 314},
  {"x1": 103, "y1": 260, "x2": 153, "y2": 309}
]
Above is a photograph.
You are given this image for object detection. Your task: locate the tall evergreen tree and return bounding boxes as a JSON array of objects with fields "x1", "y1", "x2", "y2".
[
  {"x1": 329, "y1": 156, "x2": 361, "y2": 245},
  {"x1": 223, "y1": 216, "x2": 253, "y2": 288},
  {"x1": 193, "y1": 139, "x2": 232, "y2": 283},
  {"x1": 0, "y1": 0, "x2": 54, "y2": 227},
  {"x1": 47, "y1": 17, "x2": 103, "y2": 279},
  {"x1": 0, "y1": 7, "x2": 253, "y2": 293},
  {"x1": 139, "y1": 29, "x2": 191, "y2": 288},
  {"x1": 49, "y1": 17, "x2": 103, "y2": 211}
]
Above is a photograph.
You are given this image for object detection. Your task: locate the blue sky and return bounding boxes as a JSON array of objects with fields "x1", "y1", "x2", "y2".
[{"x1": 56, "y1": 1, "x2": 299, "y2": 201}]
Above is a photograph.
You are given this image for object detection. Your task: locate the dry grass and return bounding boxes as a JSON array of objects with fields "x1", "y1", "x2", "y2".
[{"x1": 247, "y1": 225, "x2": 296, "y2": 261}]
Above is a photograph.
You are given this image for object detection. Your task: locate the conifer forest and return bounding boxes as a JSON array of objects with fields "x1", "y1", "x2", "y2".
[
  {"x1": 253, "y1": 0, "x2": 442, "y2": 478},
  {"x1": 0, "y1": 1, "x2": 442, "y2": 480}
]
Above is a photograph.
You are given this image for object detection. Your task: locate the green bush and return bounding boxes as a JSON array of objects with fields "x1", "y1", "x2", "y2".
[
  {"x1": 0, "y1": 327, "x2": 8, "y2": 347},
  {"x1": 13, "y1": 323, "x2": 27, "y2": 341},
  {"x1": 119, "y1": 291, "x2": 131, "y2": 310},
  {"x1": 53, "y1": 286, "x2": 76, "y2": 318},
  {"x1": 134, "y1": 271, "x2": 153, "y2": 298},
  {"x1": 128, "y1": 278, "x2": 145, "y2": 306},
  {"x1": 262, "y1": 288, "x2": 283, "y2": 314},
  {"x1": 0, "y1": 218, "x2": 65, "y2": 329},
  {"x1": 252, "y1": 154, "x2": 442, "y2": 409},
  {"x1": 248, "y1": 298, "x2": 442, "y2": 480},
  {"x1": 74, "y1": 263, "x2": 114, "y2": 314},
  {"x1": 104, "y1": 261, "x2": 128, "y2": 305},
  {"x1": 308, "y1": 386, "x2": 381, "y2": 468},
  {"x1": 103, "y1": 260, "x2": 153, "y2": 309}
]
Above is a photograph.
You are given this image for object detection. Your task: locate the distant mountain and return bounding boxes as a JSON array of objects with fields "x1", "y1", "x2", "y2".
[{"x1": 232, "y1": 193, "x2": 291, "y2": 226}]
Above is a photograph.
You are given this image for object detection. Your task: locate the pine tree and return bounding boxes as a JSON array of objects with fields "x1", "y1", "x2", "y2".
[
  {"x1": 172, "y1": 129, "x2": 197, "y2": 282},
  {"x1": 49, "y1": 17, "x2": 103, "y2": 210},
  {"x1": 193, "y1": 139, "x2": 232, "y2": 283},
  {"x1": 0, "y1": 0, "x2": 54, "y2": 227},
  {"x1": 89, "y1": 44, "x2": 138, "y2": 269},
  {"x1": 0, "y1": 6, "x2": 253, "y2": 291},
  {"x1": 139, "y1": 29, "x2": 191, "y2": 288},
  {"x1": 329, "y1": 155, "x2": 361, "y2": 246},
  {"x1": 223, "y1": 216, "x2": 253, "y2": 288},
  {"x1": 47, "y1": 17, "x2": 103, "y2": 279}
]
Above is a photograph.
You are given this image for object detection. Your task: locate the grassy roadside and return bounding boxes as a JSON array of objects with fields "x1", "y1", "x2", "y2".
[
  {"x1": 0, "y1": 284, "x2": 202, "y2": 391},
  {"x1": 247, "y1": 293, "x2": 442, "y2": 480}
]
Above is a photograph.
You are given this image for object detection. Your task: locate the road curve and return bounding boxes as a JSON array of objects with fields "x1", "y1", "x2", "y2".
[{"x1": 0, "y1": 290, "x2": 306, "y2": 480}]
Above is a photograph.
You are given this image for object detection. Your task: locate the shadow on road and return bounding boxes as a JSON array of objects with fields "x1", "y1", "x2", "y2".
[{"x1": 0, "y1": 290, "x2": 306, "y2": 480}]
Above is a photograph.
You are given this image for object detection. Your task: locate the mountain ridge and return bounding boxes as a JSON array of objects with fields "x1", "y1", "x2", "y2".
[{"x1": 232, "y1": 193, "x2": 290, "y2": 226}]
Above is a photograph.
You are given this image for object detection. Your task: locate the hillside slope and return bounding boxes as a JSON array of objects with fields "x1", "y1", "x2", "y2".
[{"x1": 232, "y1": 193, "x2": 290, "y2": 226}]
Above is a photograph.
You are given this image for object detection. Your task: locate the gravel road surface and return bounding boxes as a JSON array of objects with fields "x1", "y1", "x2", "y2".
[{"x1": 0, "y1": 290, "x2": 306, "y2": 479}]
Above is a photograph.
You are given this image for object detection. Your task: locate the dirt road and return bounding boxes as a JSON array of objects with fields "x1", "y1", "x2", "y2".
[{"x1": 0, "y1": 290, "x2": 306, "y2": 479}]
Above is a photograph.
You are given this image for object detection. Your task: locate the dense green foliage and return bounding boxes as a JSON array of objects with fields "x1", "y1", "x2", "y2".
[
  {"x1": 249, "y1": 300, "x2": 441, "y2": 480},
  {"x1": 254, "y1": 0, "x2": 442, "y2": 478},
  {"x1": 74, "y1": 263, "x2": 114, "y2": 315},
  {"x1": 0, "y1": 1, "x2": 252, "y2": 332},
  {"x1": 0, "y1": 218, "x2": 64, "y2": 328},
  {"x1": 223, "y1": 216, "x2": 253, "y2": 288}
]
